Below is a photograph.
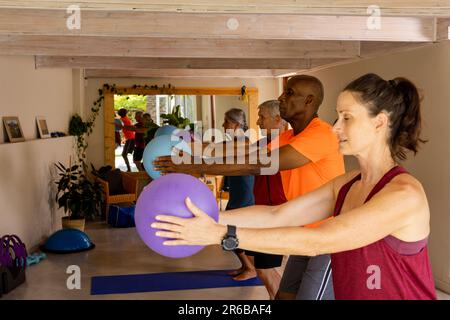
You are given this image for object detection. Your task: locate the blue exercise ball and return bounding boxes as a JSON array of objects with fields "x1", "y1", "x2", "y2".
[
  {"x1": 154, "y1": 125, "x2": 177, "y2": 138},
  {"x1": 41, "y1": 229, "x2": 95, "y2": 253},
  {"x1": 172, "y1": 128, "x2": 192, "y2": 143},
  {"x1": 143, "y1": 134, "x2": 191, "y2": 180}
]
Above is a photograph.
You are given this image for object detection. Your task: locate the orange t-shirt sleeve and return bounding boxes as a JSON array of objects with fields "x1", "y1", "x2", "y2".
[{"x1": 288, "y1": 123, "x2": 338, "y2": 163}]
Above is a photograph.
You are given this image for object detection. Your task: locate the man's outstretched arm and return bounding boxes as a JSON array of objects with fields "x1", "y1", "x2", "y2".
[{"x1": 153, "y1": 144, "x2": 310, "y2": 176}]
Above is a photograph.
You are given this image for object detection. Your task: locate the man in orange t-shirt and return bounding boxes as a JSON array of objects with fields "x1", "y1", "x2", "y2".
[{"x1": 274, "y1": 117, "x2": 344, "y2": 225}]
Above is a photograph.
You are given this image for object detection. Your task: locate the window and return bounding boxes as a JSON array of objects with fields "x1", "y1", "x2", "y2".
[{"x1": 155, "y1": 95, "x2": 197, "y2": 125}]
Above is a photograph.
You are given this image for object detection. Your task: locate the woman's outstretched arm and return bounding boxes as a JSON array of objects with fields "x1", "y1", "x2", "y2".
[{"x1": 153, "y1": 174, "x2": 427, "y2": 256}]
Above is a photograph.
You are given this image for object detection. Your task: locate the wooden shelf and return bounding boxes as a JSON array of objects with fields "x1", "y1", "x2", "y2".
[{"x1": 0, "y1": 135, "x2": 72, "y2": 146}]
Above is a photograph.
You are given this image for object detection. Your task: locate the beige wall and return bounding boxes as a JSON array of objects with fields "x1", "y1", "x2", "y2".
[
  {"x1": 304, "y1": 42, "x2": 450, "y2": 292},
  {"x1": 84, "y1": 77, "x2": 279, "y2": 167},
  {"x1": 201, "y1": 95, "x2": 211, "y2": 132},
  {"x1": 0, "y1": 56, "x2": 76, "y2": 249}
]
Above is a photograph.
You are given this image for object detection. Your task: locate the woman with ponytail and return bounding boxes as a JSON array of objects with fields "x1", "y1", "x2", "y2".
[{"x1": 153, "y1": 74, "x2": 436, "y2": 299}]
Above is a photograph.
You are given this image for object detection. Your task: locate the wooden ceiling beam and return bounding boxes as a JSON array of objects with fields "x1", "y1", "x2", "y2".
[
  {"x1": 84, "y1": 69, "x2": 287, "y2": 78},
  {"x1": 273, "y1": 41, "x2": 437, "y2": 77},
  {"x1": 0, "y1": 36, "x2": 360, "y2": 59},
  {"x1": 36, "y1": 56, "x2": 348, "y2": 70},
  {"x1": 0, "y1": 9, "x2": 437, "y2": 42},
  {"x1": 437, "y1": 18, "x2": 450, "y2": 41},
  {"x1": 0, "y1": 1, "x2": 449, "y2": 16}
]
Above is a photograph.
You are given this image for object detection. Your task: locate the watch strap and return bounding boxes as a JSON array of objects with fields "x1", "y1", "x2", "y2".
[{"x1": 227, "y1": 225, "x2": 237, "y2": 238}]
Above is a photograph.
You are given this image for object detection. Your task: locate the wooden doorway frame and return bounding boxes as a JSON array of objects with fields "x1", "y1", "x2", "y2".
[{"x1": 103, "y1": 86, "x2": 258, "y2": 167}]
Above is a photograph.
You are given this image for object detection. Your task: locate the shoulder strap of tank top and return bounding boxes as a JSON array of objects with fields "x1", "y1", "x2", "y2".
[
  {"x1": 333, "y1": 166, "x2": 408, "y2": 216},
  {"x1": 364, "y1": 166, "x2": 408, "y2": 203},
  {"x1": 333, "y1": 173, "x2": 361, "y2": 217}
]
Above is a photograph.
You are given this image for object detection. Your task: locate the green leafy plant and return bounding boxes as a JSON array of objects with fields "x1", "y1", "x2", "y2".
[
  {"x1": 54, "y1": 162, "x2": 103, "y2": 220},
  {"x1": 160, "y1": 105, "x2": 191, "y2": 129},
  {"x1": 143, "y1": 120, "x2": 160, "y2": 142},
  {"x1": 114, "y1": 95, "x2": 147, "y2": 111},
  {"x1": 69, "y1": 114, "x2": 89, "y2": 164},
  {"x1": 69, "y1": 84, "x2": 117, "y2": 167}
]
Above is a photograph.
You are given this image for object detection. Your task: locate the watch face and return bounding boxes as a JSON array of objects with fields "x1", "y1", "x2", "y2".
[{"x1": 223, "y1": 238, "x2": 237, "y2": 250}]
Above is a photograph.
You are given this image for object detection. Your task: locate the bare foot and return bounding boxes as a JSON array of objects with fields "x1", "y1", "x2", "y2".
[
  {"x1": 227, "y1": 268, "x2": 244, "y2": 276},
  {"x1": 232, "y1": 269, "x2": 257, "y2": 281}
]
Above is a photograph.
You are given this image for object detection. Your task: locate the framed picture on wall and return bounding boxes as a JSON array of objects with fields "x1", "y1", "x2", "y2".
[
  {"x1": 3, "y1": 116, "x2": 25, "y2": 143},
  {"x1": 36, "y1": 116, "x2": 50, "y2": 139}
]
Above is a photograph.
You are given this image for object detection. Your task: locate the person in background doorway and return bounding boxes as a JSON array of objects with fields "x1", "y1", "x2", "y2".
[
  {"x1": 114, "y1": 111, "x2": 123, "y2": 149},
  {"x1": 118, "y1": 108, "x2": 135, "y2": 172},
  {"x1": 132, "y1": 111, "x2": 146, "y2": 171}
]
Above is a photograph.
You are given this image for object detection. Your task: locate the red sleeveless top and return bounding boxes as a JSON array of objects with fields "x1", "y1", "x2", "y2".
[
  {"x1": 253, "y1": 173, "x2": 287, "y2": 206},
  {"x1": 253, "y1": 138, "x2": 287, "y2": 206},
  {"x1": 331, "y1": 166, "x2": 436, "y2": 300}
]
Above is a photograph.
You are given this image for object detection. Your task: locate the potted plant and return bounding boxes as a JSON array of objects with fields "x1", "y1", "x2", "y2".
[
  {"x1": 54, "y1": 162, "x2": 103, "y2": 231},
  {"x1": 160, "y1": 105, "x2": 191, "y2": 129},
  {"x1": 69, "y1": 114, "x2": 89, "y2": 168}
]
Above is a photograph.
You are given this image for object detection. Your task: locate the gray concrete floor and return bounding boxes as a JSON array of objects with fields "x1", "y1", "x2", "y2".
[
  {"x1": 3, "y1": 222, "x2": 271, "y2": 300},
  {"x1": 115, "y1": 145, "x2": 139, "y2": 172}
]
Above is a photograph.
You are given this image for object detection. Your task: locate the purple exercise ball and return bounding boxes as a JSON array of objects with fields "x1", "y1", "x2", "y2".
[{"x1": 135, "y1": 173, "x2": 219, "y2": 258}]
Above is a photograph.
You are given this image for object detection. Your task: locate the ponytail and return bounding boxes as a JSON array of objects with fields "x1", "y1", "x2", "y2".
[
  {"x1": 225, "y1": 108, "x2": 248, "y2": 131},
  {"x1": 389, "y1": 78, "x2": 427, "y2": 160}
]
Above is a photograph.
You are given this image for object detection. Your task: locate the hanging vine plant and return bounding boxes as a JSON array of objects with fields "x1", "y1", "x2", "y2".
[
  {"x1": 69, "y1": 83, "x2": 175, "y2": 168},
  {"x1": 69, "y1": 84, "x2": 115, "y2": 167}
]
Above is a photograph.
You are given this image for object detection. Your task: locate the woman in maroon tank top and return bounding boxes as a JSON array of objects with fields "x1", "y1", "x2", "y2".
[{"x1": 152, "y1": 73, "x2": 437, "y2": 300}]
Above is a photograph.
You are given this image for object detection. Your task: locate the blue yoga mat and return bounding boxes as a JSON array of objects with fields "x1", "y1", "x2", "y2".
[{"x1": 91, "y1": 269, "x2": 263, "y2": 295}]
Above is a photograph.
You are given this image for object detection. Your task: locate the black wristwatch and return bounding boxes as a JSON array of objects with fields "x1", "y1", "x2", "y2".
[{"x1": 221, "y1": 225, "x2": 239, "y2": 251}]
